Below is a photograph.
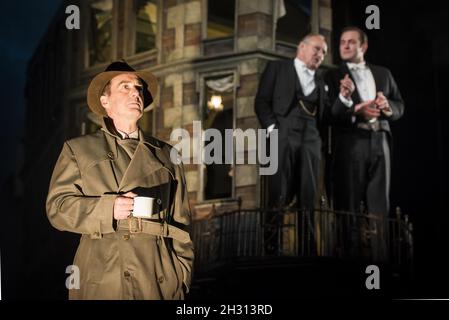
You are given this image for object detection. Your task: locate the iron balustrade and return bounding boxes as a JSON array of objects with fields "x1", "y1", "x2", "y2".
[{"x1": 192, "y1": 205, "x2": 413, "y2": 274}]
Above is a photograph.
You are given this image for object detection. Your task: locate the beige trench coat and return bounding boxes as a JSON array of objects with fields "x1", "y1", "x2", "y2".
[{"x1": 46, "y1": 121, "x2": 194, "y2": 300}]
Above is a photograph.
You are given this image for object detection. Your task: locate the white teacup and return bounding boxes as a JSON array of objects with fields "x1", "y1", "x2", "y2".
[{"x1": 132, "y1": 196, "x2": 155, "y2": 218}]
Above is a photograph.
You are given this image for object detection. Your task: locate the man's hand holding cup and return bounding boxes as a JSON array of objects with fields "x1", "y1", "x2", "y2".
[{"x1": 113, "y1": 192, "x2": 137, "y2": 220}]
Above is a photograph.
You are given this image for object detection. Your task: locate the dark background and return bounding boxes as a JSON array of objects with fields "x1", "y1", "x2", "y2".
[
  {"x1": 332, "y1": 0, "x2": 449, "y2": 297},
  {"x1": 1, "y1": 0, "x2": 448, "y2": 299},
  {"x1": 0, "y1": 1, "x2": 62, "y2": 185}
]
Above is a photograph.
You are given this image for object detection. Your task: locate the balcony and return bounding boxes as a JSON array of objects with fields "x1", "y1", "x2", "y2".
[{"x1": 190, "y1": 202, "x2": 413, "y2": 299}]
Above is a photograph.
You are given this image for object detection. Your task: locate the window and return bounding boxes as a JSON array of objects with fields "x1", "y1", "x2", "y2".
[
  {"x1": 203, "y1": 74, "x2": 234, "y2": 200},
  {"x1": 276, "y1": 0, "x2": 311, "y2": 45},
  {"x1": 88, "y1": 0, "x2": 113, "y2": 66},
  {"x1": 207, "y1": 0, "x2": 235, "y2": 39},
  {"x1": 133, "y1": 0, "x2": 157, "y2": 54}
]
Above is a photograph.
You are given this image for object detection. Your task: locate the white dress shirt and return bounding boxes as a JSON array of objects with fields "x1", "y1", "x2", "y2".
[
  {"x1": 339, "y1": 61, "x2": 377, "y2": 123},
  {"x1": 294, "y1": 58, "x2": 316, "y2": 96},
  {"x1": 347, "y1": 61, "x2": 376, "y2": 102},
  {"x1": 117, "y1": 129, "x2": 139, "y2": 140}
]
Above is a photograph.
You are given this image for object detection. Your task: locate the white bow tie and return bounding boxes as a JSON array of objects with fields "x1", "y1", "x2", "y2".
[{"x1": 347, "y1": 62, "x2": 367, "y2": 71}]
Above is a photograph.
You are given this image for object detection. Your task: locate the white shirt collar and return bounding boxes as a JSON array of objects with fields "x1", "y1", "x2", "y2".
[
  {"x1": 347, "y1": 61, "x2": 367, "y2": 71},
  {"x1": 295, "y1": 58, "x2": 316, "y2": 76},
  {"x1": 117, "y1": 129, "x2": 139, "y2": 140}
]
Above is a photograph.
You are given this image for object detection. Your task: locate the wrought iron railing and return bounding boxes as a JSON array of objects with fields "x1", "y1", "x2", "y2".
[{"x1": 191, "y1": 203, "x2": 413, "y2": 273}]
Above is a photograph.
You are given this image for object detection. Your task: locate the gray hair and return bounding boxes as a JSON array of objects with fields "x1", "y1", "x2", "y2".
[{"x1": 299, "y1": 33, "x2": 326, "y2": 45}]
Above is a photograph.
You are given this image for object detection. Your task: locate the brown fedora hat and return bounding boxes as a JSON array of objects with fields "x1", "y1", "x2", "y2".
[{"x1": 87, "y1": 60, "x2": 158, "y2": 116}]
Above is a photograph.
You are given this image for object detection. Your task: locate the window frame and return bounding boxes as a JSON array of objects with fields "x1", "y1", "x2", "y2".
[
  {"x1": 124, "y1": 0, "x2": 161, "y2": 60},
  {"x1": 83, "y1": 0, "x2": 118, "y2": 69},
  {"x1": 197, "y1": 69, "x2": 239, "y2": 203},
  {"x1": 273, "y1": 0, "x2": 320, "y2": 57},
  {"x1": 201, "y1": 0, "x2": 238, "y2": 56}
]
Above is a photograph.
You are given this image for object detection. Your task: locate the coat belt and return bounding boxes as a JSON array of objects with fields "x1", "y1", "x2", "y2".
[{"x1": 117, "y1": 218, "x2": 191, "y2": 243}]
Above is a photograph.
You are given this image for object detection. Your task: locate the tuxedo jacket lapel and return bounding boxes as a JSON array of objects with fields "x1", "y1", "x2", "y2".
[
  {"x1": 368, "y1": 63, "x2": 385, "y2": 94},
  {"x1": 340, "y1": 63, "x2": 362, "y2": 104},
  {"x1": 315, "y1": 73, "x2": 325, "y2": 121},
  {"x1": 287, "y1": 60, "x2": 298, "y2": 96}
]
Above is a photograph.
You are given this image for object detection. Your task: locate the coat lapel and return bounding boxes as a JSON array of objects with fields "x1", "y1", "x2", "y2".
[
  {"x1": 315, "y1": 72, "x2": 325, "y2": 121},
  {"x1": 101, "y1": 128, "x2": 121, "y2": 190},
  {"x1": 99, "y1": 118, "x2": 175, "y2": 192},
  {"x1": 368, "y1": 63, "x2": 384, "y2": 93},
  {"x1": 118, "y1": 131, "x2": 165, "y2": 191},
  {"x1": 288, "y1": 60, "x2": 298, "y2": 97}
]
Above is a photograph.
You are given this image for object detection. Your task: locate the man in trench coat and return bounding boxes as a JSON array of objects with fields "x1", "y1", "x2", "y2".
[{"x1": 46, "y1": 60, "x2": 194, "y2": 300}]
